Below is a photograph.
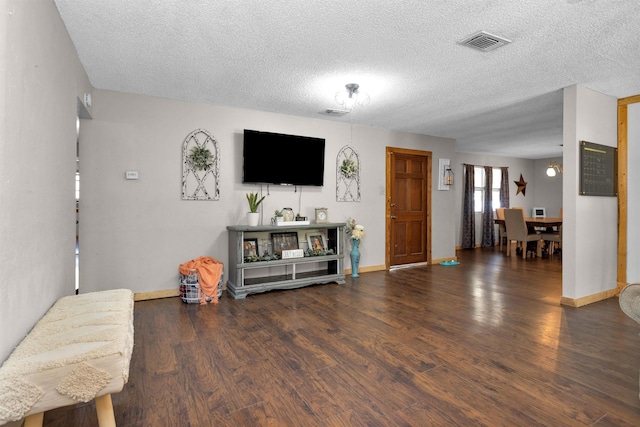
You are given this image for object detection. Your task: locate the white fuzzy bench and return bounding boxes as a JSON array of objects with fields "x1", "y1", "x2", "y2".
[{"x1": 0, "y1": 289, "x2": 134, "y2": 426}]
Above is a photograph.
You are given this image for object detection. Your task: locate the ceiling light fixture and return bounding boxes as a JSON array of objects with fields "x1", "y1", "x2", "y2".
[
  {"x1": 546, "y1": 160, "x2": 563, "y2": 177},
  {"x1": 335, "y1": 83, "x2": 370, "y2": 111}
]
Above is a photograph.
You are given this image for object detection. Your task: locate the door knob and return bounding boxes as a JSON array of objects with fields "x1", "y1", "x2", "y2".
[{"x1": 391, "y1": 215, "x2": 397, "y2": 219}]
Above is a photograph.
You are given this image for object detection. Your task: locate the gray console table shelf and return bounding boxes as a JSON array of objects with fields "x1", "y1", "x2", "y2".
[{"x1": 227, "y1": 222, "x2": 346, "y2": 299}]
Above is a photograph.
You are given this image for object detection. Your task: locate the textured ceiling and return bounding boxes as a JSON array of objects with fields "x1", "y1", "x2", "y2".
[{"x1": 53, "y1": 0, "x2": 640, "y2": 159}]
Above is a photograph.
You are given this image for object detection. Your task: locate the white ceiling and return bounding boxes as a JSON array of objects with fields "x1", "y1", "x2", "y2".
[{"x1": 54, "y1": 0, "x2": 640, "y2": 159}]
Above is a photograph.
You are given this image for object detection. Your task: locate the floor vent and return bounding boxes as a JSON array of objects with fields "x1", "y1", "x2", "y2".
[{"x1": 459, "y1": 31, "x2": 511, "y2": 52}]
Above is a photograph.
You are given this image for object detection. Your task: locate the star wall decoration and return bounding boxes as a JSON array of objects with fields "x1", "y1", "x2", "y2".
[{"x1": 514, "y1": 173, "x2": 527, "y2": 196}]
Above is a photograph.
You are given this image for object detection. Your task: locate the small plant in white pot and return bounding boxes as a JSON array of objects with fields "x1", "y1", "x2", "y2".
[
  {"x1": 246, "y1": 192, "x2": 265, "y2": 226},
  {"x1": 272, "y1": 209, "x2": 284, "y2": 224}
]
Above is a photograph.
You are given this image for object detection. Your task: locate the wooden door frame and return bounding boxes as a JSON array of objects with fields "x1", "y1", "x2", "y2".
[
  {"x1": 385, "y1": 147, "x2": 432, "y2": 269},
  {"x1": 617, "y1": 94, "x2": 640, "y2": 292}
]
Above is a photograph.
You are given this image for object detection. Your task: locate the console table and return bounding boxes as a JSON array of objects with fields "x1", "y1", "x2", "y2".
[{"x1": 226, "y1": 222, "x2": 346, "y2": 299}]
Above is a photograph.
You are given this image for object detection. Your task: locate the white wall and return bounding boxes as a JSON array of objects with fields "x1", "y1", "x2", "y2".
[
  {"x1": 0, "y1": 0, "x2": 92, "y2": 361},
  {"x1": 79, "y1": 90, "x2": 457, "y2": 295},
  {"x1": 627, "y1": 103, "x2": 640, "y2": 283},
  {"x1": 533, "y1": 157, "x2": 563, "y2": 217},
  {"x1": 562, "y1": 85, "x2": 618, "y2": 300}
]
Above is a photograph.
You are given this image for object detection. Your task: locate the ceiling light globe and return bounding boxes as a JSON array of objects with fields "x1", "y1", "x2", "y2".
[{"x1": 344, "y1": 97, "x2": 356, "y2": 110}]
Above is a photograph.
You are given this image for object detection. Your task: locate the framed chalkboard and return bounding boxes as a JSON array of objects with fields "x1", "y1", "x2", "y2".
[{"x1": 579, "y1": 141, "x2": 617, "y2": 197}]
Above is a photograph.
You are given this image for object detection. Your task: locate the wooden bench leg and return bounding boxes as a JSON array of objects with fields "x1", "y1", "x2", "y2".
[
  {"x1": 95, "y1": 394, "x2": 116, "y2": 427},
  {"x1": 24, "y1": 412, "x2": 44, "y2": 427}
]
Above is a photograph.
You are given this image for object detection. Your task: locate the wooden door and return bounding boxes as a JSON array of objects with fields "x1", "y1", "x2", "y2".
[{"x1": 386, "y1": 147, "x2": 431, "y2": 267}]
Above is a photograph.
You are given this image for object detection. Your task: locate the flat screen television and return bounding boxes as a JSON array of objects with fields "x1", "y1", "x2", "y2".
[{"x1": 242, "y1": 129, "x2": 325, "y2": 186}]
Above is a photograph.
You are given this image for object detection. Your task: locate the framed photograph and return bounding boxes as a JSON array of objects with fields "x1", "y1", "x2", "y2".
[
  {"x1": 307, "y1": 232, "x2": 327, "y2": 251},
  {"x1": 243, "y1": 238, "x2": 259, "y2": 257},
  {"x1": 271, "y1": 232, "x2": 299, "y2": 256}
]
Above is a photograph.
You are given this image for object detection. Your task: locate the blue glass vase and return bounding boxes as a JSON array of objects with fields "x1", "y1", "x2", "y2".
[{"x1": 350, "y1": 238, "x2": 360, "y2": 277}]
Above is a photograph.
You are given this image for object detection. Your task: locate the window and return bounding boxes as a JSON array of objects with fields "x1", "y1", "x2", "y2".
[{"x1": 473, "y1": 167, "x2": 502, "y2": 213}]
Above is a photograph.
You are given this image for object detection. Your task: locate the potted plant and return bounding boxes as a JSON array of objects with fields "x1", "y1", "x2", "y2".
[
  {"x1": 246, "y1": 192, "x2": 265, "y2": 226},
  {"x1": 273, "y1": 209, "x2": 284, "y2": 225}
]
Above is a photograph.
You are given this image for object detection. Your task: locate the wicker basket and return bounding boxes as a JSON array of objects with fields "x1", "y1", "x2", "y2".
[{"x1": 179, "y1": 269, "x2": 223, "y2": 303}]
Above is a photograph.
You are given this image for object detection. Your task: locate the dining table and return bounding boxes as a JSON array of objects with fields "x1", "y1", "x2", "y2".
[{"x1": 494, "y1": 217, "x2": 562, "y2": 229}]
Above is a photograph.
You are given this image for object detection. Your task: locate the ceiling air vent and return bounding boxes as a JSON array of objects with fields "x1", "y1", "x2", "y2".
[
  {"x1": 324, "y1": 108, "x2": 350, "y2": 116},
  {"x1": 459, "y1": 31, "x2": 511, "y2": 52}
]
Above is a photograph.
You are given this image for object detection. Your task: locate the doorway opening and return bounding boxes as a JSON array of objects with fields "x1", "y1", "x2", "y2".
[
  {"x1": 75, "y1": 115, "x2": 80, "y2": 294},
  {"x1": 76, "y1": 96, "x2": 91, "y2": 294}
]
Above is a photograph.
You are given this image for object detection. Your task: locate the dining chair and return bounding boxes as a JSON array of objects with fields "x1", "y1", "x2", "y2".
[
  {"x1": 503, "y1": 208, "x2": 542, "y2": 259},
  {"x1": 541, "y1": 226, "x2": 562, "y2": 257},
  {"x1": 556, "y1": 207, "x2": 563, "y2": 232},
  {"x1": 495, "y1": 208, "x2": 507, "y2": 252}
]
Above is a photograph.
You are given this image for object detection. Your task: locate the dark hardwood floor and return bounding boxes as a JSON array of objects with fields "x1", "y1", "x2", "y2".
[{"x1": 45, "y1": 248, "x2": 640, "y2": 426}]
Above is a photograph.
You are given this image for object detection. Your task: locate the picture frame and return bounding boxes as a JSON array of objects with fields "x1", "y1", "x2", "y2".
[
  {"x1": 307, "y1": 232, "x2": 327, "y2": 251},
  {"x1": 243, "y1": 238, "x2": 259, "y2": 258},
  {"x1": 532, "y1": 207, "x2": 546, "y2": 218},
  {"x1": 270, "y1": 232, "x2": 299, "y2": 256}
]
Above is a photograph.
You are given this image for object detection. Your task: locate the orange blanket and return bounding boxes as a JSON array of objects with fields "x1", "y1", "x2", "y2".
[{"x1": 178, "y1": 256, "x2": 223, "y2": 304}]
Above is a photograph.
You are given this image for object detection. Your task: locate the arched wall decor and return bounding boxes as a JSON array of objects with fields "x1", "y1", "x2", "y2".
[
  {"x1": 181, "y1": 128, "x2": 220, "y2": 200},
  {"x1": 336, "y1": 145, "x2": 361, "y2": 202}
]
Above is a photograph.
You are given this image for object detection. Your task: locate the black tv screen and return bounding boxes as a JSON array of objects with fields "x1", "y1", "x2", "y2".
[{"x1": 243, "y1": 129, "x2": 325, "y2": 186}]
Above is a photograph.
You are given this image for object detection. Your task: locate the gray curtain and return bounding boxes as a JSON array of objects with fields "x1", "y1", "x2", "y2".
[
  {"x1": 461, "y1": 164, "x2": 475, "y2": 249},
  {"x1": 481, "y1": 166, "x2": 495, "y2": 247},
  {"x1": 499, "y1": 167, "x2": 509, "y2": 208}
]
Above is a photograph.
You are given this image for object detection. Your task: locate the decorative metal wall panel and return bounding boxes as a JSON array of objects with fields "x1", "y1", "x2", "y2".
[
  {"x1": 181, "y1": 129, "x2": 220, "y2": 200},
  {"x1": 336, "y1": 145, "x2": 361, "y2": 202}
]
